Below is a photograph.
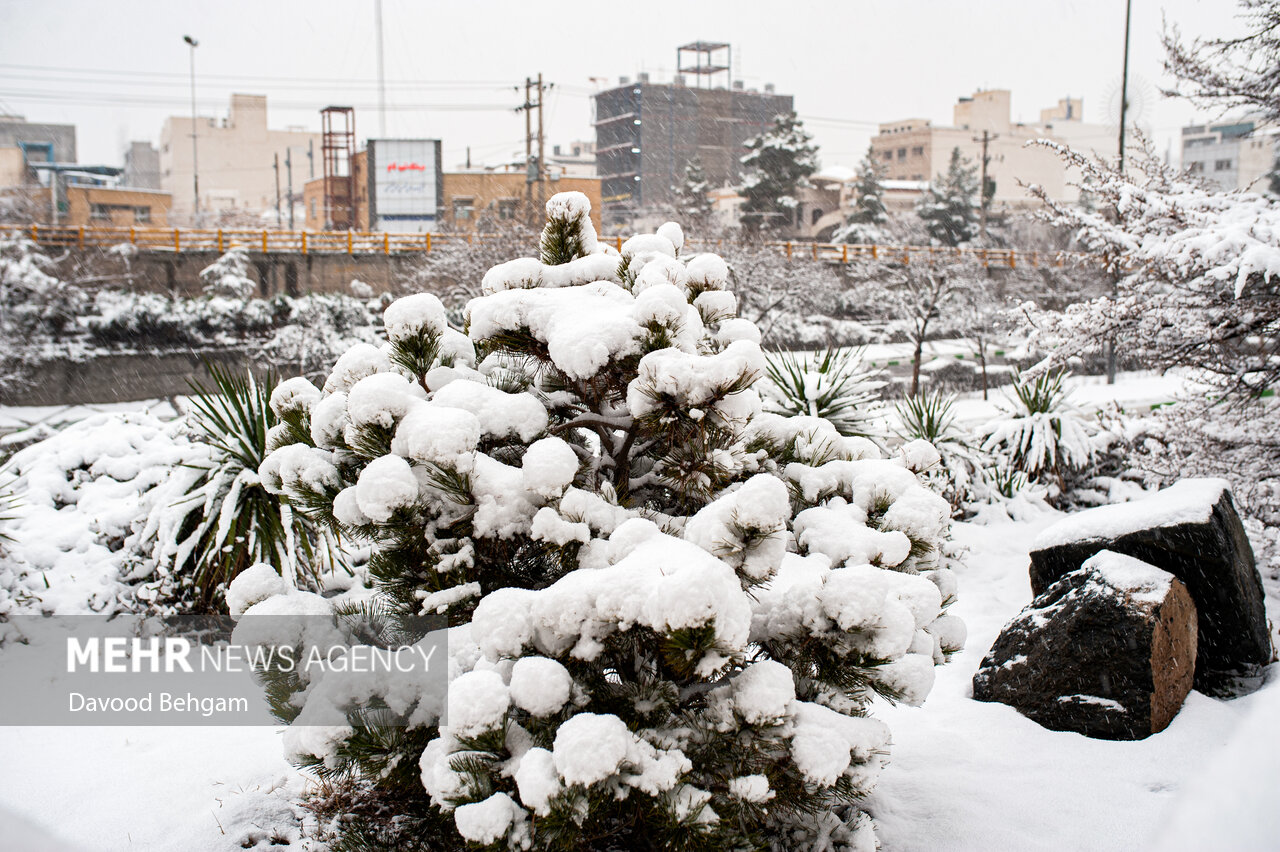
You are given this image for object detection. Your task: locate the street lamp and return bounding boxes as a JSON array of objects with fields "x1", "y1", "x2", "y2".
[{"x1": 183, "y1": 35, "x2": 200, "y2": 225}]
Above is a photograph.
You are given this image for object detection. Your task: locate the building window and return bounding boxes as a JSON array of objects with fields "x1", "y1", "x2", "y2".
[
  {"x1": 133, "y1": 206, "x2": 151, "y2": 223},
  {"x1": 882, "y1": 151, "x2": 893, "y2": 162},
  {"x1": 310, "y1": 199, "x2": 317, "y2": 219},
  {"x1": 90, "y1": 203, "x2": 111, "y2": 221},
  {"x1": 912, "y1": 146, "x2": 924, "y2": 157},
  {"x1": 452, "y1": 198, "x2": 474, "y2": 221},
  {"x1": 811, "y1": 208, "x2": 823, "y2": 226},
  {"x1": 497, "y1": 199, "x2": 518, "y2": 220},
  {"x1": 897, "y1": 148, "x2": 907, "y2": 160},
  {"x1": 1214, "y1": 159, "x2": 1232, "y2": 171},
  {"x1": 1188, "y1": 162, "x2": 1205, "y2": 173}
]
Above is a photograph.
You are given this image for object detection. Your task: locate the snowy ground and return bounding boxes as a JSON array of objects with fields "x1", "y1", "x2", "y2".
[{"x1": 0, "y1": 374, "x2": 1276, "y2": 851}]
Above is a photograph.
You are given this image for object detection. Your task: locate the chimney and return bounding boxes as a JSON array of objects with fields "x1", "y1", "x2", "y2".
[
  {"x1": 620, "y1": 76, "x2": 630, "y2": 85},
  {"x1": 733, "y1": 80, "x2": 745, "y2": 90},
  {"x1": 674, "y1": 74, "x2": 686, "y2": 87},
  {"x1": 764, "y1": 83, "x2": 775, "y2": 94},
  {"x1": 637, "y1": 72, "x2": 650, "y2": 83}
]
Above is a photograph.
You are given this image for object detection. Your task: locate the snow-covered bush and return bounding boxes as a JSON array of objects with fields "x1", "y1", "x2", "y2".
[
  {"x1": 981, "y1": 367, "x2": 1095, "y2": 496},
  {"x1": 763, "y1": 346, "x2": 885, "y2": 437},
  {"x1": 254, "y1": 292, "x2": 383, "y2": 379},
  {"x1": 0, "y1": 412, "x2": 200, "y2": 615},
  {"x1": 247, "y1": 192, "x2": 962, "y2": 850},
  {"x1": 0, "y1": 237, "x2": 89, "y2": 385}
]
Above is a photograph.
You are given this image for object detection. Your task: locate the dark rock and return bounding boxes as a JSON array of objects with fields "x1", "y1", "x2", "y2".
[
  {"x1": 1028, "y1": 479, "x2": 1271, "y2": 695},
  {"x1": 973, "y1": 551, "x2": 1197, "y2": 740}
]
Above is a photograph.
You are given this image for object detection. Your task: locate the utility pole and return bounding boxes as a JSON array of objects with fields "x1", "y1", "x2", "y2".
[
  {"x1": 973, "y1": 129, "x2": 997, "y2": 240},
  {"x1": 307, "y1": 139, "x2": 315, "y2": 179},
  {"x1": 183, "y1": 35, "x2": 200, "y2": 225},
  {"x1": 274, "y1": 153, "x2": 282, "y2": 227},
  {"x1": 1118, "y1": 0, "x2": 1132, "y2": 177},
  {"x1": 515, "y1": 74, "x2": 550, "y2": 221},
  {"x1": 1107, "y1": 0, "x2": 1133, "y2": 386},
  {"x1": 286, "y1": 149, "x2": 294, "y2": 230},
  {"x1": 536, "y1": 72, "x2": 546, "y2": 212}
]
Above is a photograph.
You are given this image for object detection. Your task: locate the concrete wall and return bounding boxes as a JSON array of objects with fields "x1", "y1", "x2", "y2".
[
  {"x1": 31, "y1": 244, "x2": 420, "y2": 298},
  {"x1": 0, "y1": 349, "x2": 282, "y2": 407},
  {"x1": 0, "y1": 147, "x2": 26, "y2": 187}
]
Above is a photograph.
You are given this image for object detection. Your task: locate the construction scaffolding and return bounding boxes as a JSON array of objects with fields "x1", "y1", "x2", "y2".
[{"x1": 321, "y1": 106, "x2": 357, "y2": 230}]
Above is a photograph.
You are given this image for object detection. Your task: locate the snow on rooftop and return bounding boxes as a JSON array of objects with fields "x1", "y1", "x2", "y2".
[
  {"x1": 813, "y1": 165, "x2": 856, "y2": 183},
  {"x1": 883, "y1": 179, "x2": 929, "y2": 191},
  {"x1": 1033, "y1": 478, "x2": 1230, "y2": 551}
]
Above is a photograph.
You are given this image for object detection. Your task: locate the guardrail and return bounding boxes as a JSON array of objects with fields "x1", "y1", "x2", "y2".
[{"x1": 0, "y1": 224, "x2": 1084, "y2": 268}]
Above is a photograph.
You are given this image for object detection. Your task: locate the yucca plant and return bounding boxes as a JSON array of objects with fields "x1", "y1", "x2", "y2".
[
  {"x1": 0, "y1": 460, "x2": 18, "y2": 546},
  {"x1": 896, "y1": 388, "x2": 958, "y2": 444},
  {"x1": 1010, "y1": 366, "x2": 1067, "y2": 415},
  {"x1": 896, "y1": 389, "x2": 980, "y2": 514},
  {"x1": 982, "y1": 366, "x2": 1095, "y2": 493},
  {"x1": 158, "y1": 363, "x2": 340, "y2": 607},
  {"x1": 763, "y1": 346, "x2": 885, "y2": 437}
]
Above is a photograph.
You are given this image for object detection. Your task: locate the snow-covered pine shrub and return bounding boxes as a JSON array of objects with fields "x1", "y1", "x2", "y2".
[
  {"x1": 981, "y1": 366, "x2": 1094, "y2": 495},
  {"x1": 245, "y1": 191, "x2": 962, "y2": 850},
  {"x1": 763, "y1": 346, "x2": 885, "y2": 437},
  {"x1": 138, "y1": 364, "x2": 342, "y2": 607},
  {"x1": 895, "y1": 390, "x2": 980, "y2": 514},
  {"x1": 200, "y1": 244, "x2": 257, "y2": 299}
]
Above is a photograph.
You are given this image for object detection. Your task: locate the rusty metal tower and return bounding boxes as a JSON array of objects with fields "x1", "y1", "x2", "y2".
[
  {"x1": 676, "y1": 41, "x2": 731, "y2": 89},
  {"x1": 321, "y1": 106, "x2": 357, "y2": 230}
]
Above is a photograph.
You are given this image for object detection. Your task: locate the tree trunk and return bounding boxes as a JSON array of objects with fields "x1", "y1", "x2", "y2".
[
  {"x1": 979, "y1": 341, "x2": 989, "y2": 400},
  {"x1": 911, "y1": 337, "x2": 924, "y2": 397}
]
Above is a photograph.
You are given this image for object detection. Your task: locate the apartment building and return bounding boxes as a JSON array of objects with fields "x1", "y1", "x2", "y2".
[{"x1": 160, "y1": 94, "x2": 321, "y2": 223}]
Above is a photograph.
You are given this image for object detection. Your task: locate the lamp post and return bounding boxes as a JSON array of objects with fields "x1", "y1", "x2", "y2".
[{"x1": 183, "y1": 34, "x2": 200, "y2": 225}]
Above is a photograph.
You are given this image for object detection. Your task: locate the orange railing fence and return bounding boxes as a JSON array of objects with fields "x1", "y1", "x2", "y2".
[{"x1": 0, "y1": 224, "x2": 1086, "y2": 268}]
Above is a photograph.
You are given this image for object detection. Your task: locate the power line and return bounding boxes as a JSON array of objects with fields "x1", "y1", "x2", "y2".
[
  {"x1": 0, "y1": 90, "x2": 515, "y2": 111},
  {"x1": 0, "y1": 62, "x2": 510, "y2": 88}
]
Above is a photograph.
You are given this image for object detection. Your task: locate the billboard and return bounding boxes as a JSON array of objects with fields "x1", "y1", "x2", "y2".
[{"x1": 368, "y1": 139, "x2": 442, "y2": 232}]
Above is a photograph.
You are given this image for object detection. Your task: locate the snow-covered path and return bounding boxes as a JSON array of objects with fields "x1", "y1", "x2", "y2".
[
  {"x1": 0, "y1": 507, "x2": 1275, "y2": 851},
  {"x1": 868, "y1": 517, "x2": 1280, "y2": 852},
  {"x1": 0, "y1": 724, "x2": 306, "y2": 850}
]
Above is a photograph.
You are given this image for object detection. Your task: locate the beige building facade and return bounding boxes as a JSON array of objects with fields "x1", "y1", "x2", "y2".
[
  {"x1": 1182, "y1": 116, "x2": 1275, "y2": 192},
  {"x1": 871, "y1": 90, "x2": 1121, "y2": 206},
  {"x1": 160, "y1": 94, "x2": 321, "y2": 224}
]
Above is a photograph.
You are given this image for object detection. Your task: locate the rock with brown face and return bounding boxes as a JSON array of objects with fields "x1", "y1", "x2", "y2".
[
  {"x1": 973, "y1": 550, "x2": 1197, "y2": 740},
  {"x1": 1028, "y1": 479, "x2": 1270, "y2": 696}
]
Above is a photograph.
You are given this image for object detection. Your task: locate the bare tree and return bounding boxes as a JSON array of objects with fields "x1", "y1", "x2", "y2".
[
  {"x1": 891, "y1": 267, "x2": 961, "y2": 396},
  {"x1": 1163, "y1": 0, "x2": 1280, "y2": 121}
]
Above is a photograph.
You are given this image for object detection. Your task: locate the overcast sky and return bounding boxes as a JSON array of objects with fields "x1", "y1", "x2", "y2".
[{"x1": 0, "y1": 0, "x2": 1246, "y2": 174}]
